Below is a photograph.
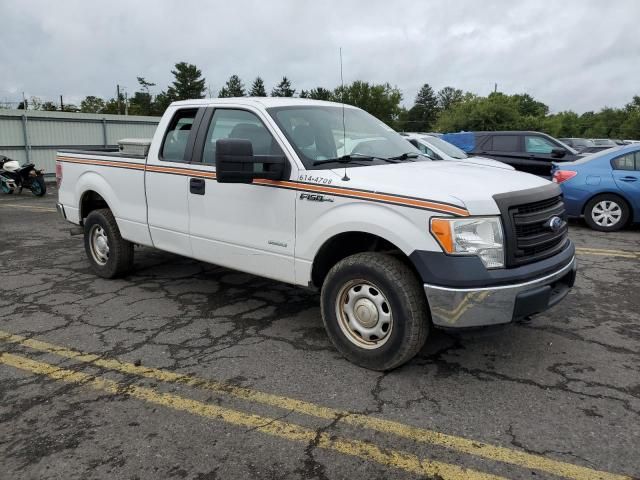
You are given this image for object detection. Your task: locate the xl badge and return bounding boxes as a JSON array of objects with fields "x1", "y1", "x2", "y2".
[
  {"x1": 299, "y1": 193, "x2": 334, "y2": 202},
  {"x1": 546, "y1": 216, "x2": 564, "y2": 232}
]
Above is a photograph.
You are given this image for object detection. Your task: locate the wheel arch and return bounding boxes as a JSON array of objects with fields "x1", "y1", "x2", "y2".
[
  {"x1": 581, "y1": 190, "x2": 632, "y2": 216},
  {"x1": 75, "y1": 171, "x2": 119, "y2": 223},
  {"x1": 310, "y1": 231, "x2": 422, "y2": 289}
]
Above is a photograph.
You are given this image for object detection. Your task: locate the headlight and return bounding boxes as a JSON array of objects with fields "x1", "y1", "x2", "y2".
[{"x1": 430, "y1": 217, "x2": 505, "y2": 269}]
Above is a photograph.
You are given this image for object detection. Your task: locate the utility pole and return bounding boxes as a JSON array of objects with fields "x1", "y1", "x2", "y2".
[
  {"x1": 494, "y1": 83, "x2": 498, "y2": 93},
  {"x1": 124, "y1": 90, "x2": 129, "y2": 115},
  {"x1": 117, "y1": 84, "x2": 121, "y2": 115},
  {"x1": 60, "y1": 95, "x2": 64, "y2": 111}
]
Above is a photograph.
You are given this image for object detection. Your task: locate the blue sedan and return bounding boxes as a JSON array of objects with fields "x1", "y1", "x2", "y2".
[{"x1": 551, "y1": 145, "x2": 640, "y2": 231}]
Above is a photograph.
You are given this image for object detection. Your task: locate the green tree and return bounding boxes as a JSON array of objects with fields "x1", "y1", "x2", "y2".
[
  {"x1": 511, "y1": 93, "x2": 549, "y2": 117},
  {"x1": 80, "y1": 96, "x2": 106, "y2": 113},
  {"x1": 41, "y1": 101, "x2": 58, "y2": 111},
  {"x1": 102, "y1": 93, "x2": 126, "y2": 115},
  {"x1": 249, "y1": 77, "x2": 267, "y2": 96},
  {"x1": 437, "y1": 86, "x2": 464, "y2": 111},
  {"x1": 541, "y1": 111, "x2": 580, "y2": 138},
  {"x1": 306, "y1": 87, "x2": 333, "y2": 101},
  {"x1": 271, "y1": 76, "x2": 295, "y2": 97},
  {"x1": 405, "y1": 83, "x2": 439, "y2": 131},
  {"x1": 152, "y1": 91, "x2": 172, "y2": 116},
  {"x1": 62, "y1": 104, "x2": 79, "y2": 113},
  {"x1": 436, "y1": 93, "x2": 521, "y2": 132},
  {"x1": 167, "y1": 62, "x2": 206, "y2": 100},
  {"x1": 334, "y1": 81, "x2": 402, "y2": 126},
  {"x1": 218, "y1": 74, "x2": 246, "y2": 97},
  {"x1": 129, "y1": 77, "x2": 156, "y2": 116}
]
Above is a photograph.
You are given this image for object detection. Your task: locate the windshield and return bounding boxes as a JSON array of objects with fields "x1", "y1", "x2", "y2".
[
  {"x1": 267, "y1": 105, "x2": 423, "y2": 169},
  {"x1": 422, "y1": 136, "x2": 468, "y2": 159}
]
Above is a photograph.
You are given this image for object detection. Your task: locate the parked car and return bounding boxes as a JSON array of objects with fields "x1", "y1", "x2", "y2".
[
  {"x1": 400, "y1": 133, "x2": 514, "y2": 170},
  {"x1": 591, "y1": 139, "x2": 620, "y2": 148},
  {"x1": 55, "y1": 97, "x2": 576, "y2": 370},
  {"x1": 552, "y1": 145, "x2": 640, "y2": 231},
  {"x1": 441, "y1": 131, "x2": 581, "y2": 177},
  {"x1": 559, "y1": 138, "x2": 613, "y2": 154}
]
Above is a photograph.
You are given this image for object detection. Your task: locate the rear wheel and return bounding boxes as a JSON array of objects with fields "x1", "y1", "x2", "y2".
[
  {"x1": 83, "y1": 209, "x2": 134, "y2": 278},
  {"x1": 584, "y1": 194, "x2": 629, "y2": 232},
  {"x1": 320, "y1": 252, "x2": 429, "y2": 371},
  {"x1": 30, "y1": 176, "x2": 46, "y2": 196}
]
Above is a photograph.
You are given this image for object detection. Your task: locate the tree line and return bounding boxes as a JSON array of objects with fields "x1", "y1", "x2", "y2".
[{"x1": 11, "y1": 61, "x2": 640, "y2": 139}]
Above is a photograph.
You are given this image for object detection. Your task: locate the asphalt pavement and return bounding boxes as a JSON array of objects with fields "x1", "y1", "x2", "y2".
[{"x1": 0, "y1": 187, "x2": 638, "y2": 480}]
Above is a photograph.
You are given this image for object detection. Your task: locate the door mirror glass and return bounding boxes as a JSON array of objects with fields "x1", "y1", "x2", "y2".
[
  {"x1": 551, "y1": 148, "x2": 567, "y2": 158},
  {"x1": 215, "y1": 139, "x2": 286, "y2": 183}
]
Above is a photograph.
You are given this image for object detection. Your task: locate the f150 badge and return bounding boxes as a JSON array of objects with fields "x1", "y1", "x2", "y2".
[{"x1": 299, "y1": 193, "x2": 334, "y2": 202}]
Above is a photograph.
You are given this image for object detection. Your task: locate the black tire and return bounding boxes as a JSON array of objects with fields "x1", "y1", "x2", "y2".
[
  {"x1": 83, "y1": 208, "x2": 134, "y2": 278},
  {"x1": 320, "y1": 252, "x2": 429, "y2": 371},
  {"x1": 30, "y1": 176, "x2": 46, "y2": 197},
  {"x1": 584, "y1": 194, "x2": 630, "y2": 232}
]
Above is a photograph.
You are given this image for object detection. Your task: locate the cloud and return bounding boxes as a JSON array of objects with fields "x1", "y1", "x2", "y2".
[{"x1": 1, "y1": 0, "x2": 638, "y2": 113}]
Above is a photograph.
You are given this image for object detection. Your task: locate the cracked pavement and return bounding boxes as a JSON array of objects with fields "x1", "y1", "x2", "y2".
[{"x1": 0, "y1": 187, "x2": 638, "y2": 479}]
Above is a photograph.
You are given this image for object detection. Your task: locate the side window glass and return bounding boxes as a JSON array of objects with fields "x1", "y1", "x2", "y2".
[
  {"x1": 202, "y1": 109, "x2": 283, "y2": 164},
  {"x1": 161, "y1": 109, "x2": 198, "y2": 161},
  {"x1": 525, "y1": 136, "x2": 555, "y2": 154},
  {"x1": 612, "y1": 153, "x2": 636, "y2": 171},
  {"x1": 491, "y1": 135, "x2": 519, "y2": 152}
]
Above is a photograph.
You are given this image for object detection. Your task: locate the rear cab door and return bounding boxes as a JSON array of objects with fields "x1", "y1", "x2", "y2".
[{"x1": 145, "y1": 105, "x2": 207, "y2": 256}]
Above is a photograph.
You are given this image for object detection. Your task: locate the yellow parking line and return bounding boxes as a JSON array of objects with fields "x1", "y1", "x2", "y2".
[
  {"x1": 0, "y1": 352, "x2": 505, "y2": 480},
  {"x1": 0, "y1": 203, "x2": 56, "y2": 212},
  {"x1": 0, "y1": 330, "x2": 630, "y2": 480},
  {"x1": 575, "y1": 247, "x2": 638, "y2": 259}
]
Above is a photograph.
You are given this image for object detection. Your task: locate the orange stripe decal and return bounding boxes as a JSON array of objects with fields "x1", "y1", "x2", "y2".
[{"x1": 57, "y1": 156, "x2": 469, "y2": 216}]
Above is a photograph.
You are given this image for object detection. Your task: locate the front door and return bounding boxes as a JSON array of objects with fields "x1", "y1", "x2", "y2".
[{"x1": 187, "y1": 107, "x2": 297, "y2": 284}]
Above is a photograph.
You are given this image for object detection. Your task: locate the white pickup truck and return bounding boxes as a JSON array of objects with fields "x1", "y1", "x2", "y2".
[{"x1": 56, "y1": 98, "x2": 576, "y2": 370}]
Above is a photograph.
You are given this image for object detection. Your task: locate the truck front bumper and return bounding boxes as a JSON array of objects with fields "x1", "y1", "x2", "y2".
[{"x1": 424, "y1": 256, "x2": 576, "y2": 328}]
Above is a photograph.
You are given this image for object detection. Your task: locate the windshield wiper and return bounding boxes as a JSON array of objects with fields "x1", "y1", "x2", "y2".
[
  {"x1": 313, "y1": 154, "x2": 376, "y2": 166},
  {"x1": 385, "y1": 152, "x2": 420, "y2": 161}
]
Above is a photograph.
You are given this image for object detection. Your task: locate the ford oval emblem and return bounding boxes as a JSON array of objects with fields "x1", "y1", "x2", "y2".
[{"x1": 547, "y1": 216, "x2": 564, "y2": 232}]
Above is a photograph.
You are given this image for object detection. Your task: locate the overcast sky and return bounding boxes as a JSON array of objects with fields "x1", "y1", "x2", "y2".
[{"x1": 1, "y1": 0, "x2": 638, "y2": 113}]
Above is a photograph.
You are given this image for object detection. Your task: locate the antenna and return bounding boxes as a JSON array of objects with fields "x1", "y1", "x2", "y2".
[{"x1": 340, "y1": 48, "x2": 349, "y2": 181}]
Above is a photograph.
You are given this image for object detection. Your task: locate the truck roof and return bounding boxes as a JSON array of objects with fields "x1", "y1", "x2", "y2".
[{"x1": 170, "y1": 97, "x2": 354, "y2": 109}]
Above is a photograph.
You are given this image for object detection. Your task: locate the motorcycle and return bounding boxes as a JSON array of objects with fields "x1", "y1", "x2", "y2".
[{"x1": 0, "y1": 155, "x2": 47, "y2": 196}]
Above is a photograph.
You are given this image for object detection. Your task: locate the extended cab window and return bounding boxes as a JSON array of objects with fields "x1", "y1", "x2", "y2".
[
  {"x1": 525, "y1": 135, "x2": 555, "y2": 154},
  {"x1": 490, "y1": 135, "x2": 520, "y2": 152},
  {"x1": 612, "y1": 152, "x2": 639, "y2": 170},
  {"x1": 202, "y1": 109, "x2": 283, "y2": 164},
  {"x1": 161, "y1": 108, "x2": 198, "y2": 161}
]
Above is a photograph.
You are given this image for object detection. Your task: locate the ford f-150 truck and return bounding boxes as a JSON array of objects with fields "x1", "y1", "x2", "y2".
[{"x1": 56, "y1": 98, "x2": 576, "y2": 370}]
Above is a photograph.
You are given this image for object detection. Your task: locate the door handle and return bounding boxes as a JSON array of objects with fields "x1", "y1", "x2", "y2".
[
  {"x1": 620, "y1": 176, "x2": 638, "y2": 182},
  {"x1": 190, "y1": 178, "x2": 205, "y2": 195}
]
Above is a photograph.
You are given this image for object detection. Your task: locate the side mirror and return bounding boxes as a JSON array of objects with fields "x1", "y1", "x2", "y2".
[
  {"x1": 215, "y1": 138, "x2": 286, "y2": 183},
  {"x1": 551, "y1": 148, "x2": 567, "y2": 158}
]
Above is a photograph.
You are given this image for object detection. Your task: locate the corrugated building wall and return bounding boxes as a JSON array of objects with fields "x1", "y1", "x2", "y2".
[{"x1": 0, "y1": 109, "x2": 160, "y2": 174}]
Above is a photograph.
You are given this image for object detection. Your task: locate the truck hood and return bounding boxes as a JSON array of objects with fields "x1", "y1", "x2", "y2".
[
  {"x1": 456, "y1": 156, "x2": 514, "y2": 170},
  {"x1": 326, "y1": 161, "x2": 550, "y2": 215}
]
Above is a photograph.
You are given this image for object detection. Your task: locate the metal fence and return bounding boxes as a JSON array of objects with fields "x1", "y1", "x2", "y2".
[{"x1": 0, "y1": 109, "x2": 160, "y2": 175}]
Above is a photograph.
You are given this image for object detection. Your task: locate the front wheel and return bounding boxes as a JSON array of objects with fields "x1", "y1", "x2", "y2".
[
  {"x1": 30, "y1": 176, "x2": 46, "y2": 196},
  {"x1": 584, "y1": 194, "x2": 629, "y2": 232},
  {"x1": 320, "y1": 253, "x2": 429, "y2": 371},
  {"x1": 83, "y1": 209, "x2": 134, "y2": 278}
]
